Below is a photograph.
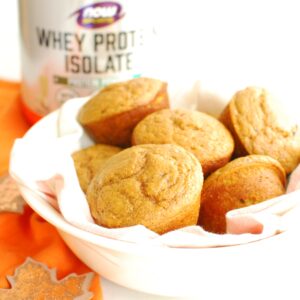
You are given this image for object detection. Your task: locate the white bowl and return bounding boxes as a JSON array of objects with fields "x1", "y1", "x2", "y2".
[{"x1": 15, "y1": 103, "x2": 300, "y2": 299}]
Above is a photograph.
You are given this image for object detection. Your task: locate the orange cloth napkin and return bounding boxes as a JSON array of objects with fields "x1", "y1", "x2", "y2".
[
  {"x1": 0, "y1": 81, "x2": 28, "y2": 175},
  {"x1": 0, "y1": 81, "x2": 102, "y2": 299}
]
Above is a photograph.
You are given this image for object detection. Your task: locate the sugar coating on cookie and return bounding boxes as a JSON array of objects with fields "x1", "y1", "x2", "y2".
[{"x1": 87, "y1": 144, "x2": 203, "y2": 234}]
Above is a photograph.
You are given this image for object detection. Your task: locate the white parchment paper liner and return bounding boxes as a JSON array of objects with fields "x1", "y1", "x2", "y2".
[{"x1": 9, "y1": 80, "x2": 300, "y2": 248}]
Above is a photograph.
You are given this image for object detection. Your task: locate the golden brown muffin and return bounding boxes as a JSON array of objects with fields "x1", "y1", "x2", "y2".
[
  {"x1": 86, "y1": 144, "x2": 203, "y2": 234},
  {"x1": 132, "y1": 109, "x2": 234, "y2": 176},
  {"x1": 198, "y1": 155, "x2": 286, "y2": 234},
  {"x1": 72, "y1": 144, "x2": 122, "y2": 193},
  {"x1": 77, "y1": 77, "x2": 169, "y2": 147},
  {"x1": 219, "y1": 86, "x2": 300, "y2": 174}
]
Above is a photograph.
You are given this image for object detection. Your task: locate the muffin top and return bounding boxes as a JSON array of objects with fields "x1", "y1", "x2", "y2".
[
  {"x1": 87, "y1": 144, "x2": 203, "y2": 233},
  {"x1": 72, "y1": 144, "x2": 122, "y2": 193},
  {"x1": 199, "y1": 155, "x2": 286, "y2": 233},
  {"x1": 204, "y1": 154, "x2": 286, "y2": 188},
  {"x1": 224, "y1": 86, "x2": 300, "y2": 173},
  {"x1": 78, "y1": 77, "x2": 166, "y2": 124},
  {"x1": 132, "y1": 109, "x2": 234, "y2": 175}
]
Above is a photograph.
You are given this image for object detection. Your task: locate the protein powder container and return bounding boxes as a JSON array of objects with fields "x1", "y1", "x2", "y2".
[{"x1": 19, "y1": 0, "x2": 157, "y2": 124}]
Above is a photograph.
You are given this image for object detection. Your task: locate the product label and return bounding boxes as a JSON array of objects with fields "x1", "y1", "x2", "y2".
[
  {"x1": 36, "y1": 28, "x2": 141, "y2": 74},
  {"x1": 71, "y1": 1, "x2": 124, "y2": 28},
  {"x1": 20, "y1": 0, "x2": 155, "y2": 117}
]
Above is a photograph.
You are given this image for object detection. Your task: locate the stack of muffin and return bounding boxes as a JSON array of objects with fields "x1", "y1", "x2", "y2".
[{"x1": 72, "y1": 78, "x2": 300, "y2": 234}]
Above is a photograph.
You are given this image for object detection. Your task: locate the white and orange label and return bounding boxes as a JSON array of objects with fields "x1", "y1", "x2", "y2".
[{"x1": 19, "y1": 0, "x2": 156, "y2": 119}]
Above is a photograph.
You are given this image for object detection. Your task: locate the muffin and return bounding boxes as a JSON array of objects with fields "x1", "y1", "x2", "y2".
[
  {"x1": 198, "y1": 155, "x2": 286, "y2": 234},
  {"x1": 77, "y1": 77, "x2": 169, "y2": 147},
  {"x1": 86, "y1": 144, "x2": 203, "y2": 234},
  {"x1": 72, "y1": 144, "x2": 122, "y2": 193},
  {"x1": 132, "y1": 109, "x2": 234, "y2": 176},
  {"x1": 219, "y1": 86, "x2": 300, "y2": 174}
]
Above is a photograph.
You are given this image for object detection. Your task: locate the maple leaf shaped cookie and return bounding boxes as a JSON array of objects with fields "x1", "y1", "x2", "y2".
[{"x1": 0, "y1": 258, "x2": 94, "y2": 300}]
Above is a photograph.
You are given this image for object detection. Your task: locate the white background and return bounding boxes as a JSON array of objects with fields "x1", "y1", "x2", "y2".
[{"x1": 1, "y1": 1, "x2": 300, "y2": 299}]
